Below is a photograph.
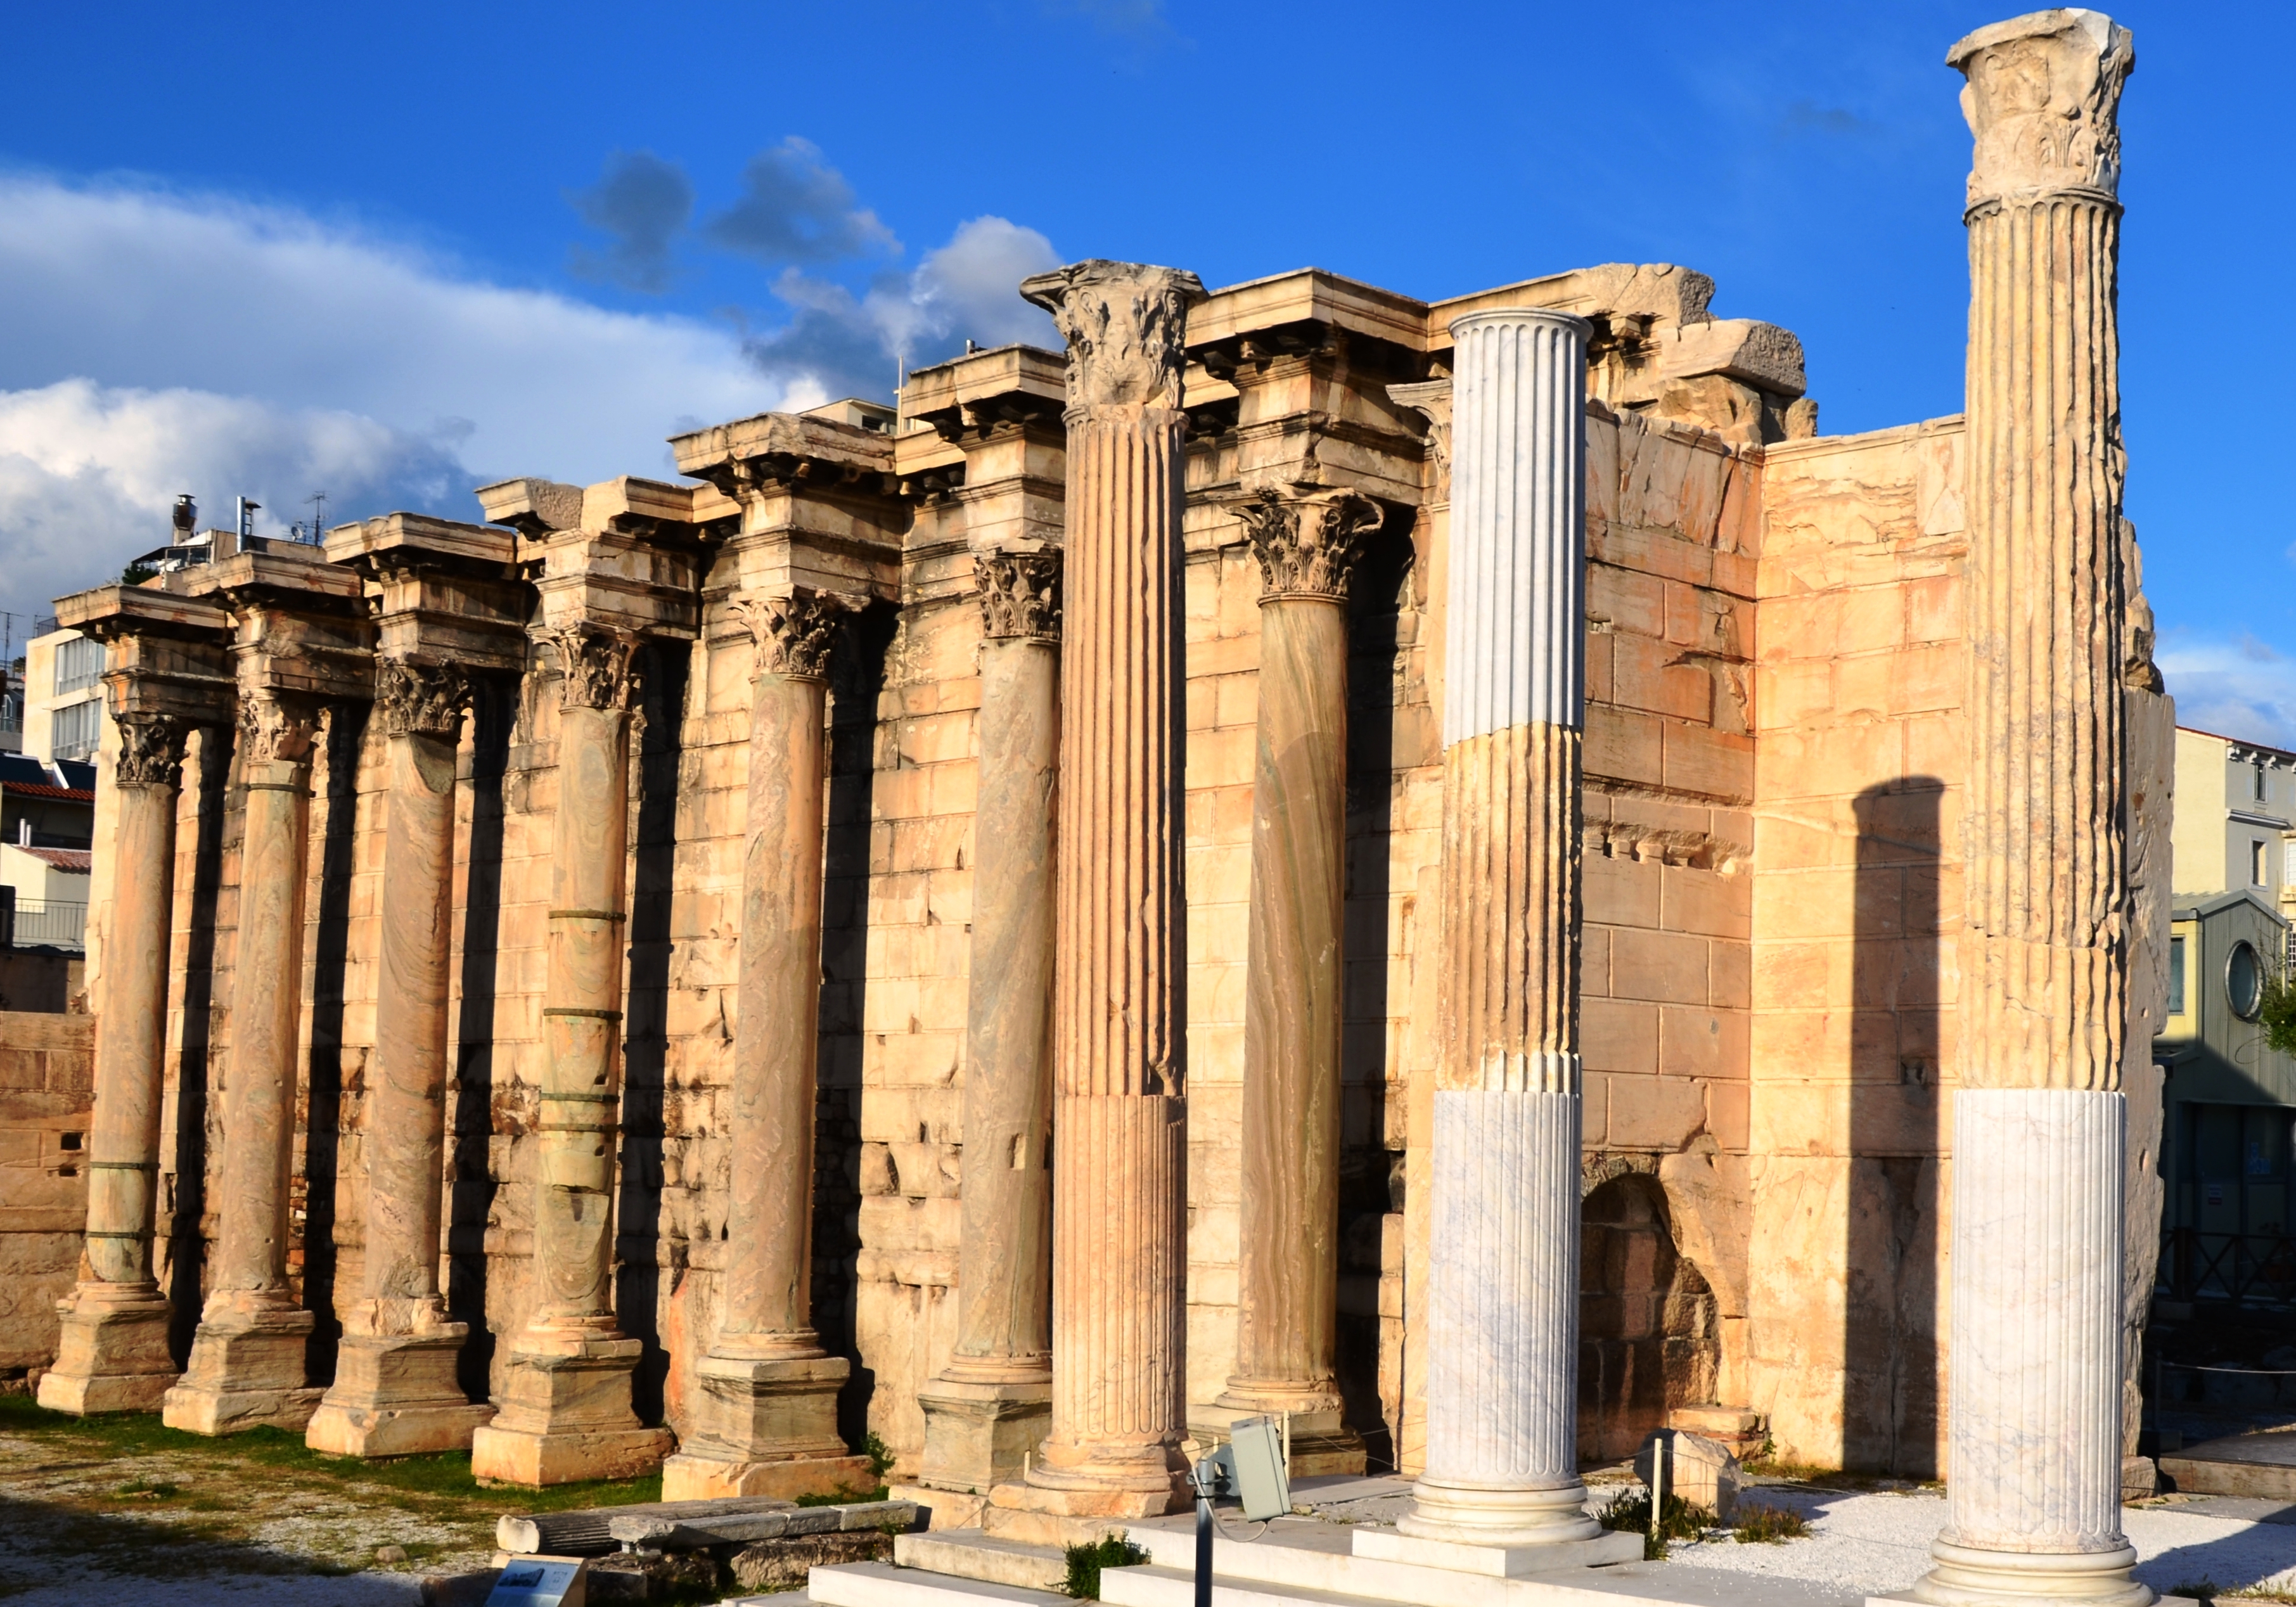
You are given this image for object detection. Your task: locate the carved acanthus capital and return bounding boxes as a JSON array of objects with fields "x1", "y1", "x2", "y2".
[
  {"x1": 1020, "y1": 259, "x2": 1205, "y2": 414},
  {"x1": 1949, "y1": 10, "x2": 2134, "y2": 208},
  {"x1": 549, "y1": 625, "x2": 639, "y2": 711},
  {"x1": 730, "y1": 590, "x2": 849, "y2": 682},
  {"x1": 236, "y1": 694, "x2": 319, "y2": 768},
  {"x1": 112, "y1": 711, "x2": 189, "y2": 788},
  {"x1": 975, "y1": 548, "x2": 1063, "y2": 643},
  {"x1": 1237, "y1": 488, "x2": 1382, "y2": 601},
  {"x1": 1387, "y1": 379, "x2": 1453, "y2": 496},
  {"x1": 375, "y1": 658, "x2": 469, "y2": 738}
]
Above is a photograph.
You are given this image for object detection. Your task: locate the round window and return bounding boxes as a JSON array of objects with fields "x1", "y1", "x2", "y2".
[{"x1": 2228, "y1": 939, "x2": 2264, "y2": 1021}]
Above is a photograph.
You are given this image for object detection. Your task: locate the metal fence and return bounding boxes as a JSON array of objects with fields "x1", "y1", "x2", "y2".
[
  {"x1": 0, "y1": 897, "x2": 86, "y2": 951},
  {"x1": 2160, "y1": 1226, "x2": 2296, "y2": 1310}
]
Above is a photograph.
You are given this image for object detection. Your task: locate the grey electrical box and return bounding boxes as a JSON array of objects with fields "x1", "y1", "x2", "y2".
[{"x1": 1226, "y1": 1416, "x2": 1290, "y2": 1521}]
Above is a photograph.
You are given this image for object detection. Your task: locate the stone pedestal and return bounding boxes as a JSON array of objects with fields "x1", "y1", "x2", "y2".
[
  {"x1": 1914, "y1": 15, "x2": 2147, "y2": 1607},
  {"x1": 39, "y1": 712, "x2": 188, "y2": 1416},
  {"x1": 473, "y1": 628, "x2": 670, "y2": 1486},
  {"x1": 664, "y1": 592, "x2": 870, "y2": 1504},
  {"x1": 305, "y1": 662, "x2": 494, "y2": 1457},
  {"x1": 166, "y1": 694, "x2": 324, "y2": 1435},
  {"x1": 1210, "y1": 488, "x2": 1379, "y2": 1476},
  {"x1": 985, "y1": 259, "x2": 1203, "y2": 1542},
  {"x1": 1400, "y1": 308, "x2": 1597, "y2": 1551},
  {"x1": 919, "y1": 551, "x2": 1061, "y2": 1500}
]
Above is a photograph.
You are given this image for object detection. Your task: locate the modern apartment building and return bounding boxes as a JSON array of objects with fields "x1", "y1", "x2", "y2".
[{"x1": 2172, "y1": 725, "x2": 2296, "y2": 932}]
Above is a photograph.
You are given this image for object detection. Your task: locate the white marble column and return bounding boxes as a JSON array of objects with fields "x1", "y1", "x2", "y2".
[
  {"x1": 1396, "y1": 309, "x2": 1608, "y2": 1553},
  {"x1": 1918, "y1": 13, "x2": 2146, "y2": 1607}
]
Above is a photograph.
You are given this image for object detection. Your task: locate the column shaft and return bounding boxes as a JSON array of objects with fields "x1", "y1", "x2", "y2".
[
  {"x1": 991, "y1": 258, "x2": 1202, "y2": 1535},
  {"x1": 662, "y1": 591, "x2": 871, "y2": 1502},
  {"x1": 38, "y1": 712, "x2": 186, "y2": 1415},
  {"x1": 473, "y1": 628, "x2": 671, "y2": 1485},
  {"x1": 919, "y1": 550, "x2": 1061, "y2": 1501},
  {"x1": 307, "y1": 661, "x2": 493, "y2": 1457},
  {"x1": 165, "y1": 695, "x2": 325, "y2": 1434},
  {"x1": 1401, "y1": 308, "x2": 1603, "y2": 1551},
  {"x1": 1924, "y1": 14, "x2": 2144, "y2": 1606}
]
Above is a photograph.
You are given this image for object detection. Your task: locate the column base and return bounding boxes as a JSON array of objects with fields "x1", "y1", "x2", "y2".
[
  {"x1": 660, "y1": 1349, "x2": 872, "y2": 1502},
  {"x1": 305, "y1": 1326, "x2": 494, "y2": 1457},
  {"x1": 36, "y1": 1287, "x2": 177, "y2": 1415},
  {"x1": 917, "y1": 1372, "x2": 1053, "y2": 1497},
  {"x1": 470, "y1": 1333, "x2": 672, "y2": 1487},
  {"x1": 981, "y1": 1437, "x2": 1190, "y2": 1546},
  {"x1": 1194, "y1": 1399, "x2": 1366, "y2": 1477},
  {"x1": 1395, "y1": 1475, "x2": 1603, "y2": 1548},
  {"x1": 162, "y1": 1302, "x2": 321, "y2": 1435},
  {"x1": 1354, "y1": 1525, "x2": 1641, "y2": 1573},
  {"x1": 1901, "y1": 1538, "x2": 2152, "y2": 1607}
]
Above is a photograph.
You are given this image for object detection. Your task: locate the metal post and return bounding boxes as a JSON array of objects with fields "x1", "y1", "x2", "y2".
[
  {"x1": 1191, "y1": 1459, "x2": 1215, "y2": 1607},
  {"x1": 1650, "y1": 1433, "x2": 1666, "y2": 1545}
]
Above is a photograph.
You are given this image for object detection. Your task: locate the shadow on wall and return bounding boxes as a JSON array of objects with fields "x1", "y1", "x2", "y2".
[
  {"x1": 1847, "y1": 778, "x2": 1944, "y2": 1478},
  {"x1": 618, "y1": 639, "x2": 689, "y2": 1426},
  {"x1": 1340, "y1": 521, "x2": 1414, "y2": 1471},
  {"x1": 1579, "y1": 1170, "x2": 1721, "y2": 1463},
  {"x1": 447, "y1": 678, "x2": 513, "y2": 1404},
  {"x1": 819, "y1": 606, "x2": 895, "y2": 1450}
]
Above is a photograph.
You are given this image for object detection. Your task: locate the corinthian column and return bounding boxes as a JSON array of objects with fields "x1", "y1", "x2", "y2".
[
  {"x1": 985, "y1": 259, "x2": 1202, "y2": 1539},
  {"x1": 165, "y1": 694, "x2": 325, "y2": 1434},
  {"x1": 1918, "y1": 15, "x2": 2146, "y2": 1607},
  {"x1": 918, "y1": 549, "x2": 1061, "y2": 1506},
  {"x1": 662, "y1": 589, "x2": 873, "y2": 1502},
  {"x1": 1209, "y1": 487, "x2": 1379, "y2": 1474},
  {"x1": 1389, "y1": 309, "x2": 1626, "y2": 1561},
  {"x1": 39, "y1": 711, "x2": 190, "y2": 1415},
  {"x1": 306, "y1": 660, "x2": 495, "y2": 1457},
  {"x1": 474, "y1": 627, "x2": 673, "y2": 1486}
]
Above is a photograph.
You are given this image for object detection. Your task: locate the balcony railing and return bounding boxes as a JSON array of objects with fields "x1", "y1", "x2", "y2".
[
  {"x1": 2160, "y1": 1226, "x2": 2296, "y2": 1310},
  {"x1": 0, "y1": 897, "x2": 86, "y2": 951}
]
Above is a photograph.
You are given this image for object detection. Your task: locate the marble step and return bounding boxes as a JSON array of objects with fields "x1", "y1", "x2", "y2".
[
  {"x1": 895, "y1": 1528, "x2": 1072, "y2": 1591},
  {"x1": 1122, "y1": 1519, "x2": 1637, "y2": 1607},
  {"x1": 1106, "y1": 1557, "x2": 1861, "y2": 1607},
  {"x1": 810, "y1": 1559, "x2": 1072, "y2": 1607}
]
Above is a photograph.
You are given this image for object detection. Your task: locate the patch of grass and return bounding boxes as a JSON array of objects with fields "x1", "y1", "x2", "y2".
[
  {"x1": 1594, "y1": 1489, "x2": 1712, "y2": 1559},
  {"x1": 2167, "y1": 1580, "x2": 2219, "y2": 1604},
  {"x1": 112, "y1": 1477, "x2": 181, "y2": 1500},
  {"x1": 1731, "y1": 1501, "x2": 1808, "y2": 1544},
  {"x1": 794, "y1": 1484, "x2": 890, "y2": 1508},
  {"x1": 1063, "y1": 1537, "x2": 1146, "y2": 1600}
]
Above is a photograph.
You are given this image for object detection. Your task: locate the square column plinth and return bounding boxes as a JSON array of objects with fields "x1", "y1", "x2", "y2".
[
  {"x1": 917, "y1": 1376, "x2": 1053, "y2": 1499},
  {"x1": 304, "y1": 1327, "x2": 494, "y2": 1457},
  {"x1": 162, "y1": 1305, "x2": 322, "y2": 1434},
  {"x1": 659, "y1": 1353, "x2": 873, "y2": 1502},
  {"x1": 470, "y1": 1335, "x2": 673, "y2": 1487},
  {"x1": 38, "y1": 1295, "x2": 178, "y2": 1415}
]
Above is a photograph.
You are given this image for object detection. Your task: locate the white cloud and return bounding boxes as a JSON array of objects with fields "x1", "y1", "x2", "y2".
[
  {"x1": 2158, "y1": 632, "x2": 2296, "y2": 750},
  {"x1": 0, "y1": 170, "x2": 788, "y2": 619}
]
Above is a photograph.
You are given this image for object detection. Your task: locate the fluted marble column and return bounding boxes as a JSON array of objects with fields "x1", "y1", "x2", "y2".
[
  {"x1": 1210, "y1": 487, "x2": 1379, "y2": 1474},
  {"x1": 473, "y1": 627, "x2": 672, "y2": 1486},
  {"x1": 307, "y1": 660, "x2": 496, "y2": 1457},
  {"x1": 918, "y1": 549, "x2": 1061, "y2": 1504},
  {"x1": 985, "y1": 259, "x2": 1202, "y2": 1538},
  {"x1": 1394, "y1": 309, "x2": 1615, "y2": 1555},
  {"x1": 1918, "y1": 15, "x2": 2146, "y2": 1607},
  {"x1": 164, "y1": 693, "x2": 325, "y2": 1434},
  {"x1": 662, "y1": 589, "x2": 873, "y2": 1502},
  {"x1": 39, "y1": 711, "x2": 190, "y2": 1415}
]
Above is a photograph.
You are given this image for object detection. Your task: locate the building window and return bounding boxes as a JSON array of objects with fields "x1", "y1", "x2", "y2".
[
  {"x1": 2228, "y1": 938, "x2": 2264, "y2": 1021},
  {"x1": 52, "y1": 636, "x2": 103, "y2": 697},
  {"x1": 2169, "y1": 935, "x2": 2186, "y2": 1015},
  {"x1": 2258, "y1": 762, "x2": 2271, "y2": 803},
  {"x1": 49, "y1": 697, "x2": 101, "y2": 761},
  {"x1": 2255, "y1": 840, "x2": 2271, "y2": 887}
]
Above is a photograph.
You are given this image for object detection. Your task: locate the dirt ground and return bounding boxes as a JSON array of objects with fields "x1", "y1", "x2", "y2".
[{"x1": 0, "y1": 1392, "x2": 657, "y2": 1602}]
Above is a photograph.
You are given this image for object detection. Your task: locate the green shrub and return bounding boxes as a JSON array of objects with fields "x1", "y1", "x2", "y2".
[
  {"x1": 1594, "y1": 1487, "x2": 1712, "y2": 1559},
  {"x1": 1731, "y1": 1502, "x2": 1808, "y2": 1544},
  {"x1": 1063, "y1": 1537, "x2": 1146, "y2": 1600}
]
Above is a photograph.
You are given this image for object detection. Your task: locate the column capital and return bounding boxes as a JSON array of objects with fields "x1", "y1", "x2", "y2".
[
  {"x1": 1236, "y1": 487, "x2": 1381, "y2": 602},
  {"x1": 236, "y1": 693, "x2": 320, "y2": 769},
  {"x1": 548, "y1": 624, "x2": 639, "y2": 712},
  {"x1": 375, "y1": 658, "x2": 468, "y2": 738},
  {"x1": 975, "y1": 548, "x2": 1063, "y2": 643},
  {"x1": 1949, "y1": 10, "x2": 2133, "y2": 211},
  {"x1": 1020, "y1": 259, "x2": 1206, "y2": 414},
  {"x1": 731, "y1": 589, "x2": 851, "y2": 683},
  {"x1": 112, "y1": 710, "x2": 189, "y2": 788}
]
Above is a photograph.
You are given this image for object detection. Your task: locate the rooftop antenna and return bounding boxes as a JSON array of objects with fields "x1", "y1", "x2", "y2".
[
  {"x1": 236, "y1": 496, "x2": 261, "y2": 544},
  {"x1": 305, "y1": 491, "x2": 328, "y2": 545}
]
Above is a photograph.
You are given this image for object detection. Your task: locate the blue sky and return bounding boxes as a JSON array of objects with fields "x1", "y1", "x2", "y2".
[{"x1": 1, "y1": 1, "x2": 2288, "y2": 740}]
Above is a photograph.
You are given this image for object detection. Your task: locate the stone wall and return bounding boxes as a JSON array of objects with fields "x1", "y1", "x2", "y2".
[{"x1": 0, "y1": 1010, "x2": 93, "y2": 1373}]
